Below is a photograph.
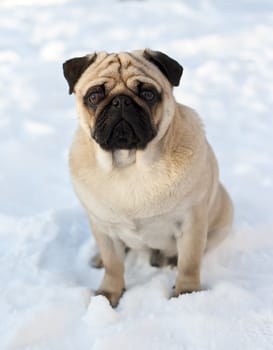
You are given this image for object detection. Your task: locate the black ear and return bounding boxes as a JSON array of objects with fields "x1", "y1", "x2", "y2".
[
  {"x1": 63, "y1": 53, "x2": 97, "y2": 94},
  {"x1": 143, "y1": 49, "x2": 183, "y2": 87}
]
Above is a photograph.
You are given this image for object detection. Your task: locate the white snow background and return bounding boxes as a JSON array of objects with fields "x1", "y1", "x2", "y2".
[{"x1": 0, "y1": 0, "x2": 273, "y2": 349}]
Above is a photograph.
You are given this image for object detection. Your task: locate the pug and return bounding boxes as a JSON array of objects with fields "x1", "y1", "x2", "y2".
[{"x1": 63, "y1": 49, "x2": 233, "y2": 307}]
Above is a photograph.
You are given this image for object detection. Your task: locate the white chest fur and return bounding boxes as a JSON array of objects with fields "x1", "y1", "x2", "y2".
[
  {"x1": 106, "y1": 211, "x2": 183, "y2": 256},
  {"x1": 72, "y1": 160, "x2": 190, "y2": 257},
  {"x1": 78, "y1": 182, "x2": 184, "y2": 256}
]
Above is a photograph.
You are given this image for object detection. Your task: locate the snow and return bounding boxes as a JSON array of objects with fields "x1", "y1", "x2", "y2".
[{"x1": 0, "y1": 0, "x2": 273, "y2": 349}]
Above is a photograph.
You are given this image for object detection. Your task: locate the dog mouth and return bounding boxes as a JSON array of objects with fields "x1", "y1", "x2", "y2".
[
  {"x1": 92, "y1": 96, "x2": 156, "y2": 151},
  {"x1": 106, "y1": 120, "x2": 139, "y2": 150}
]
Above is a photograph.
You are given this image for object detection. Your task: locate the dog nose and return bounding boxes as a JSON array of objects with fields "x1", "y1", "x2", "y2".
[{"x1": 112, "y1": 95, "x2": 132, "y2": 109}]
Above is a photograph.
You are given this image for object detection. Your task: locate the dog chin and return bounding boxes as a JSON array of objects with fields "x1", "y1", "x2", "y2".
[
  {"x1": 112, "y1": 149, "x2": 137, "y2": 167},
  {"x1": 94, "y1": 133, "x2": 153, "y2": 152}
]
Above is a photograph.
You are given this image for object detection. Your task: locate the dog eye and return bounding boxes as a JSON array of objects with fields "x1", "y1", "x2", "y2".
[
  {"x1": 86, "y1": 86, "x2": 105, "y2": 107},
  {"x1": 138, "y1": 85, "x2": 160, "y2": 105},
  {"x1": 140, "y1": 89, "x2": 155, "y2": 101}
]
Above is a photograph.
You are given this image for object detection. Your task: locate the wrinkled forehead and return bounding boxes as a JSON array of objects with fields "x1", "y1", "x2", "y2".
[{"x1": 76, "y1": 51, "x2": 163, "y2": 96}]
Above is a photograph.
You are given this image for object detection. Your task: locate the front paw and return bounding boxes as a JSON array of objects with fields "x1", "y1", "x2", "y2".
[
  {"x1": 90, "y1": 252, "x2": 104, "y2": 269},
  {"x1": 172, "y1": 277, "x2": 201, "y2": 297},
  {"x1": 95, "y1": 288, "x2": 125, "y2": 308},
  {"x1": 149, "y1": 249, "x2": 165, "y2": 267}
]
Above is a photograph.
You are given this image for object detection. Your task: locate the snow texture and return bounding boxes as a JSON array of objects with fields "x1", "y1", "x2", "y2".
[{"x1": 0, "y1": 0, "x2": 273, "y2": 349}]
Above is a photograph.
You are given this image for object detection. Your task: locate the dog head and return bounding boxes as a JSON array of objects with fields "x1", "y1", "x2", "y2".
[{"x1": 63, "y1": 49, "x2": 183, "y2": 151}]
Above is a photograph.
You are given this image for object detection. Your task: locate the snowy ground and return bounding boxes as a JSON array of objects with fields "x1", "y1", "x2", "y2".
[{"x1": 0, "y1": 0, "x2": 273, "y2": 349}]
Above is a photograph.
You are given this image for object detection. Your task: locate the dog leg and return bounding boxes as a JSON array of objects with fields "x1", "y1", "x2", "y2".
[
  {"x1": 90, "y1": 222, "x2": 126, "y2": 307},
  {"x1": 206, "y1": 184, "x2": 233, "y2": 251},
  {"x1": 90, "y1": 251, "x2": 103, "y2": 268},
  {"x1": 166, "y1": 255, "x2": 178, "y2": 267},
  {"x1": 149, "y1": 250, "x2": 178, "y2": 267},
  {"x1": 90, "y1": 246, "x2": 131, "y2": 269},
  {"x1": 150, "y1": 249, "x2": 165, "y2": 267},
  {"x1": 173, "y1": 205, "x2": 207, "y2": 296}
]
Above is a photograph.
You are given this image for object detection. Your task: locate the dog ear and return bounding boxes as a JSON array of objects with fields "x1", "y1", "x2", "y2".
[
  {"x1": 63, "y1": 53, "x2": 97, "y2": 94},
  {"x1": 143, "y1": 49, "x2": 183, "y2": 87}
]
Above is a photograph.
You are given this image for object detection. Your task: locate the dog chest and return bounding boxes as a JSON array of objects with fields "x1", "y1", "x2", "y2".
[
  {"x1": 90, "y1": 206, "x2": 183, "y2": 255},
  {"x1": 72, "y1": 166, "x2": 188, "y2": 254}
]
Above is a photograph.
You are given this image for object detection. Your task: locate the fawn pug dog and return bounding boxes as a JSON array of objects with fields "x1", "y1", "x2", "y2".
[{"x1": 63, "y1": 49, "x2": 233, "y2": 307}]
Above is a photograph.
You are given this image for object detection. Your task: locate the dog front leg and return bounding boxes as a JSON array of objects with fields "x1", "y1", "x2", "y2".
[
  {"x1": 174, "y1": 205, "x2": 208, "y2": 296},
  {"x1": 90, "y1": 222, "x2": 125, "y2": 307}
]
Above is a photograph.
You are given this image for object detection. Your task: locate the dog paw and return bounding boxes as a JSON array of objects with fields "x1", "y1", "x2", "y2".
[
  {"x1": 166, "y1": 255, "x2": 177, "y2": 267},
  {"x1": 149, "y1": 249, "x2": 165, "y2": 267},
  {"x1": 149, "y1": 250, "x2": 178, "y2": 268},
  {"x1": 172, "y1": 280, "x2": 201, "y2": 297},
  {"x1": 90, "y1": 252, "x2": 104, "y2": 269},
  {"x1": 95, "y1": 288, "x2": 125, "y2": 308}
]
